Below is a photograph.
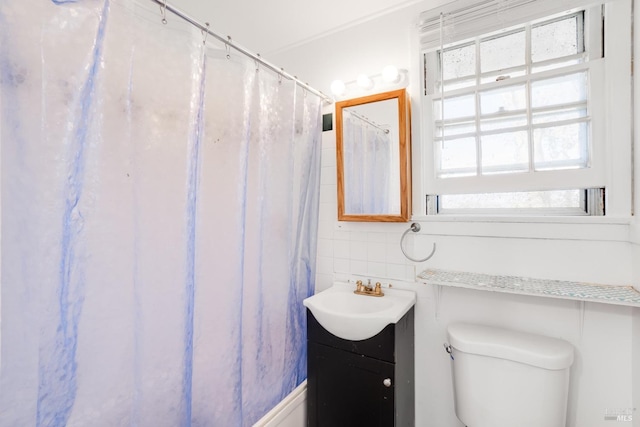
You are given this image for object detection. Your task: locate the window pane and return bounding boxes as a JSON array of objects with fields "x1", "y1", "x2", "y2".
[
  {"x1": 439, "y1": 189, "x2": 582, "y2": 210},
  {"x1": 532, "y1": 15, "x2": 581, "y2": 63},
  {"x1": 439, "y1": 137, "x2": 477, "y2": 177},
  {"x1": 480, "y1": 84, "x2": 526, "y2": 115},
  {"x1": 532, "y1": 58, "x2": 582, "y2": 73},
  {"x1": 480, "y1": 30, "x2": 525, "y2": 73},
  {"x1": 531, "y1": 72, "x2": 588, "y2": 108},
  {"x1": 532, "y1": 107, "x2": 587, "y2": 124},
  {"x1": 480, "y1": 115, "x2": 527, "y2": 132},
  {"x1": 442, "y1": 43, "x2": 476, "y2": 81},
  {"x1": 533, "y1": 122, "x2": 589, "y2": 170},
  {"x1": 434, "y1": 94, "x2": 475, "y2": 120},
  {"x1": 436, "y1": 120, "x2": 476, "y2": 137},
  {"x1": 443, "y1": 78, "x2": 476, "y2": 92},
  {"x1": 481, "y1": 131, "x2": 529, "y2": 174}
]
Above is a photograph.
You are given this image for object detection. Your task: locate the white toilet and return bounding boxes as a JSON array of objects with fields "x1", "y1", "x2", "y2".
[{"x1": 447, "y1": 323, "x2": 574, "y2": 427}]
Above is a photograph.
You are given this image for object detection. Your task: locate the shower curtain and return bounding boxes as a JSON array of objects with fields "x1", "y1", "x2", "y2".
[
  {"x1": 342, "y1": 113, "x2": 392, "y2": 214},
  {"x1": 0, "y1": 1, "x2": 322, "y2": 426}
]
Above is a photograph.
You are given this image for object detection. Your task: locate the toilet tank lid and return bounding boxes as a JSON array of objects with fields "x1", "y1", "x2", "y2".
[{"x1": 447, "y1": 323, "x2": 574, "y2": 370}]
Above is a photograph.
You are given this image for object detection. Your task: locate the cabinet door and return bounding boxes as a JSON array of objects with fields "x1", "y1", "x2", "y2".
[{"x1": 308, "y1": 342, "x2": 395, "y2": 427}]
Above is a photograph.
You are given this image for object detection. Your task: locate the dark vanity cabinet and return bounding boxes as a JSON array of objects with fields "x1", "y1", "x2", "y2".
[{"x1": 306, "y1": 308, "x2": 415, "y2": 427}]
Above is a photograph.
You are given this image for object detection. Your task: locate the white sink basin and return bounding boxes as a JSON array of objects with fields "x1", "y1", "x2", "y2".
[{"x1": 303, "y1": 282, "x2": 416, "y2": 341}]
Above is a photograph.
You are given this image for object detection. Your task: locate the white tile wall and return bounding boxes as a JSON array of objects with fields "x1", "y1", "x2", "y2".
[
  {"x1": 315, "y1": 132, "x2": 422, "y2": 280},
  {"x1": 349, "y1": 260, "x2": 367, "y2": 276},
  {"x1": 333, "y1": 258, "x2": 349, "y2": 274},
  {"x1": 316, "y1": 238, "x2": 332, "y2": 258},
  {"x1": 332, "y1": 239, "x2": 349, "y2": 258}
]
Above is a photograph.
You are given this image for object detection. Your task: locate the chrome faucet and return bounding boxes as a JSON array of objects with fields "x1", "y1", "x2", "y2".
[{"x1": 354, "y1": 279, "x2": 384, "y2": 297}]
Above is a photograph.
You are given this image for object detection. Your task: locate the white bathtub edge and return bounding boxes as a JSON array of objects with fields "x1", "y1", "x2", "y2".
[{"x1": 253, "y1": 380, "x2": 307, "y2": 427}]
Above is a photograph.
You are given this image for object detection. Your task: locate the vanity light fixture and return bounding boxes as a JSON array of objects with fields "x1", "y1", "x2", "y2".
[
  {"x1": 356, "y1": 74, "x2": 374, "y2": 90},
  {"x1": 330, "y1": 80, "x2": 346, "y2": 96},
  {"x1": 330, "y1": 66, "x2": 408, "y2": 99},
  {"x1": 382, "y1": 65, "x2": 400, "y2": 83}
]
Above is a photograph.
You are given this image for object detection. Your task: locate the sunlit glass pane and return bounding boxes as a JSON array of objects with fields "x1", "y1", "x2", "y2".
[
  {"x1": 481, "y1": 131, "x2": 529, "y2": 174},
  {"x1": 532, "y1": 15, "x2": 581, "y2": 63},
  {"x1": 480, "y1": 115, "x2": 527, "y2": 132},
  {"x1": 433, "y1": 94, "x2": 476, "y2": 120},
  {"x1": 532, "y1": 58, "x2": 582, "y2": 74},
  {"x1": 443, "y1": 78, "x2": 476, "y2": 92},
  {"x1": 439, "y1": 189, "x2": 582, "y2": 210},
  {"x1": 531, "y1": 72, "x2": 588, "y2": 108},
  {"x1": 480, "y1": 84, "x2": 526, "y2": 115},
  {"x1": 533, "y1": 122, "x2": 589, "y2": 170},
  {"x1": 532, "y1": 107, "x2": 587, "y2": 124},
  {"x1": 436, "y1": 120, "x2": 476, "y2": 137},
  {"x1": 442, "y1": 43, "x2": 476, "y2": 81},
  {"x1": 480, "y1": 30, "x2": 525, "y2": 73},
  {"x1": 438, "y1": 137, "x2": 477, "y2": 177}
]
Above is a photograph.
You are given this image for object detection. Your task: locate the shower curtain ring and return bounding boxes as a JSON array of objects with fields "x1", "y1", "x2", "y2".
[
  {"x1": 225, "y1": 36, "x2": 232, "y2": 59},
  {"x1": 201, "y1": 22, "x2": 210, "y2": 45},
  {"x1": 160, "y1": 0, "x2": 168, "y2": 24}
]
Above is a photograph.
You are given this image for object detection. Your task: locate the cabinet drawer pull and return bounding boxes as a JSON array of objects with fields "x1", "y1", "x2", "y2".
[{"x1": 383, "y1": 378, "x2": 392, "y2": 387}]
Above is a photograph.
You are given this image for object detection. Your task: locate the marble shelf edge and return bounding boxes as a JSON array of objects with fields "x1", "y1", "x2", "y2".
[{"x1": 417, "y1": 269, "x2": 640, "y2": 308}]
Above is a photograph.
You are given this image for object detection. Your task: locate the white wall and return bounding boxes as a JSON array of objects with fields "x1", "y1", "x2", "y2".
[
  {"x1": 270, "y1": 3, "x2": 428, "y2": 98},
  {"x1": 314, "y1": 126, "x2": 636, "y2": 427},
  {"x1": 274, "y1": 2, "x2": 640, "y2": 426}
]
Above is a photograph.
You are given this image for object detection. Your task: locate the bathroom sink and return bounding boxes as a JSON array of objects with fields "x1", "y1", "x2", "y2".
[{"x1": 303, "y1": 282, "x2": 416, "y2": 341}]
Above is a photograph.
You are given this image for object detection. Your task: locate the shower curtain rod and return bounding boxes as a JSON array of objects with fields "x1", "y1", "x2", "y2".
[
  {"x1": 346, "y1": 110, "x2": 390, "y2": 134},
  {"x1": 149, "y1": 0, "x2": 333, "y2": 103}
]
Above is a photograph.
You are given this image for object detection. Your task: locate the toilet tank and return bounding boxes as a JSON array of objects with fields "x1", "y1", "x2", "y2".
[{"x1": 447, "y1": 323, "x2": 574, "y2": 427}]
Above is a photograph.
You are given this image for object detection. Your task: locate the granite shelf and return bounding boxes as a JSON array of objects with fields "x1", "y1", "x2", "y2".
[{"x1": 417, "y1": 269, "x2": 640, "y2": 308}]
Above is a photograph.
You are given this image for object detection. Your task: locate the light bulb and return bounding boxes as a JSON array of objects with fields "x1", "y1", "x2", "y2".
[
  {"x1": 330, "y1": 80, "x2": 346, "y2": 96},
  {"x1": 382, "y1": 65, "x2": 400, "y2": 83},
  {"x1": 356, "y1": 74, "x2": 373, "y2": 90}
]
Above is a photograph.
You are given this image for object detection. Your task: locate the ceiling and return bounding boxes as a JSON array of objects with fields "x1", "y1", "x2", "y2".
[{"x1": 167, "y1": 0, "x2": 424, "y2": 56}]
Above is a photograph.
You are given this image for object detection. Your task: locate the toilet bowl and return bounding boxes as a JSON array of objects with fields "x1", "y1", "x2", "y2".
[{"x1": 447, "y1": 323, "x2": 574, "y2": 427}]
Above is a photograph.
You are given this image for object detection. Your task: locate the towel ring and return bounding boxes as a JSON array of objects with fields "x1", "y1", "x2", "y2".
[{"x1": 400, "y1": 222, "x2": 436, "y2": 262}]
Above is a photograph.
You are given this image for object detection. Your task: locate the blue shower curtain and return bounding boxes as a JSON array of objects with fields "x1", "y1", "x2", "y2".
[{"x1": 0, "y1": 1, "x2": 322, "y2": 426}]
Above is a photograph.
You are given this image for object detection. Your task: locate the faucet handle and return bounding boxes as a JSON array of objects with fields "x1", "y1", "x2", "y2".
[{"x1": 374, "y1": 282, "x2": 383, "y2": 296}]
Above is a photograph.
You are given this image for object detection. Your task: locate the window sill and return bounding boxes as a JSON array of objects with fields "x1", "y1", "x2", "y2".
[
  {"x1": 407, "y1": 214, "x2": 631, "y2": 242},
  {"x1": 410, "y1": 214, "x2": 631, "y2": 225}
]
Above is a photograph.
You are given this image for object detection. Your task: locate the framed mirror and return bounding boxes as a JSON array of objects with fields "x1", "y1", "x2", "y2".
[{"x1": 336, "y1": 88, "x2": 411, "y2": 222}]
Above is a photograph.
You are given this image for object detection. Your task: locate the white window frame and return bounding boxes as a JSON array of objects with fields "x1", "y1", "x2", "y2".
[{"x1": 418, "y1": 0, "x2": 633, "y2": 218}]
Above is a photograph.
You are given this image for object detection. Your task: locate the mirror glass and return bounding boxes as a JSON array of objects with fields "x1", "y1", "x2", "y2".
[{"x1": 336, "y1": 89, "x2": 411, "y2": 222}]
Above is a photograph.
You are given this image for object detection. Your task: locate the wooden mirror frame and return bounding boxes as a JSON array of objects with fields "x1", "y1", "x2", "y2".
[{"x1": 335, "y1": 88, "x2": 412, "y2": 222}]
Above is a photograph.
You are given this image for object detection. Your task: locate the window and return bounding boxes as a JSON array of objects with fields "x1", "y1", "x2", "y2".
[
  {"x1": 430, "y1": 188, "x2": 605, "y2": 215},
  {"x1": 419, "y1": 0, "x2": 632, "y2": 216}
]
